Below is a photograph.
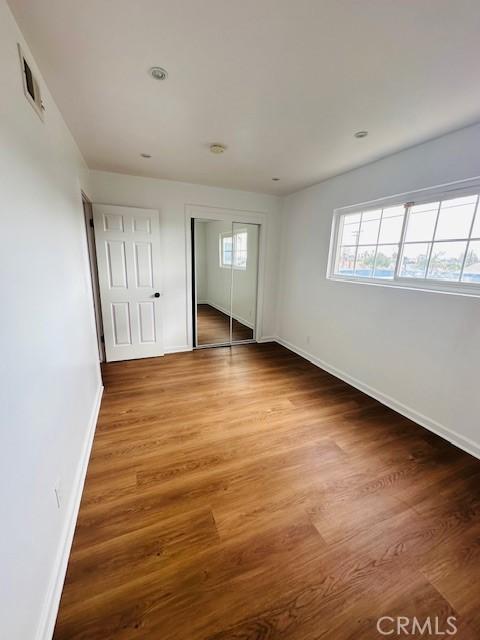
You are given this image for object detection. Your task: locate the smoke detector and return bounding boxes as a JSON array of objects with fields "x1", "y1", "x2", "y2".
[
  {"x1": 354, "y1": 130, "x2": 368, "y2": 138},
  {"x1": 210, "y1": 143, "x2": 226, "y2": 154}
]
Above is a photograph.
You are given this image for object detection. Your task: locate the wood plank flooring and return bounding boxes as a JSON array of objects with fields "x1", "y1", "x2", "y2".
[
  {"x1": 197, "y1": 303, "x2": 253, "y2": 345},
  {"x1": 54, "y1": 343, "x2": 480, "y2": 639}
]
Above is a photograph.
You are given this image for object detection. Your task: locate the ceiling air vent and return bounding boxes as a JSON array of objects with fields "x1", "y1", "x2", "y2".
[{"x1": 18, "y1": 44, "x2": 44, "y2": 121}]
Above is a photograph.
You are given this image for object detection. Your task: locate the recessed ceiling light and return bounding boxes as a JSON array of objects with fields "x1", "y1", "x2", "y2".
[
  {"x1": 149, "y1": 66, "x2": 168, "y2": 81},
  {"x1": 140, "y1": 153, "x2": 151, "y2": 158},
  {"x1": 272, "y1": 177, "x2": 280, "y2": 181},
  {"x1": 354, "y1": 130, "x2": 368, "y2": 138},
  {"x1": 210, "y1": 143, "x2": 226, "y2": 154}
]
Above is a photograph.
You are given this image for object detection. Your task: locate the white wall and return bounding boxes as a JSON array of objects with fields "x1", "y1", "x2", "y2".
[
  {"x1": 0, "y1": 2, "x2": 102, "y2": 639},
  {"x1": 278, "y1": 123, "x2": 480, "y2": 457},
  {"x1": 89, "y1": 171, "x2": 280, "y2": 349}
]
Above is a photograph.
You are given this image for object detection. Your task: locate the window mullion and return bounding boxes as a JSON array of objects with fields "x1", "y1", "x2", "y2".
[
  {"x1": 352, "y1": 212, "x2": 362, "y2": 273},
  {"x1": 424, "y1": 200, "x2": 442, "y2": 278},
  {"x1": 371, "y1": 209, "x2": 383, "y2": 275},
  {"x1": 394, "y1": 202, "x2": 412, "y2": 280},
  {"x1": 333, "y1": 214, "x2": 345, "y2": 275}
]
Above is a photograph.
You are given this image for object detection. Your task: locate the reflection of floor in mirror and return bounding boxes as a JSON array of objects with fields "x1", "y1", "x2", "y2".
[{"x1": 197, "y1": 304, "x2": 253, "y2": 345}]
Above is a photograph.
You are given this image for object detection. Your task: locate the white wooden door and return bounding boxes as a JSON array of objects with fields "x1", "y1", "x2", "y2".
[{"x1": 93, "y1": 204, "x2": 164, "y2": 362}]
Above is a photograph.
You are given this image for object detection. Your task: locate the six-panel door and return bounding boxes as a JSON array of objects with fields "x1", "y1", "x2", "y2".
[{"x1": 93, "y1": 204, "x2": 164, "y2": 362}]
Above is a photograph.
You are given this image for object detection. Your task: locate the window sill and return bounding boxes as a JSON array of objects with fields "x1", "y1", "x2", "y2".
[
  {"x1": 327, "y1": 274, "x2": 480, "y2": 298},
  {"x1": 220, "y1": 265, "x2": 247, "y2": 271}
]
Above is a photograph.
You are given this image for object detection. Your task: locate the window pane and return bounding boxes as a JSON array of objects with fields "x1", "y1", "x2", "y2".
[
  {"x1": 337, "y1": 246, "x2": 356, "y2": 276},
  {"x1": 355, "y1": 246, "x2": 376, "y2": 278},
  {"x1": 470, "y1": 208, "x2": 480, "y2": 239},
  {"x1": 434, "y1": 201, "x2": 476, "y2": 241},
  {"x1": 400, "y1": 243, "x2": 430, "y2": 278},
  {"x1": 378, "y1": 213, "x2": 404, "y2": 244},
  {"x1": 358, "y1": 215, "x2": 380, "y2": 245},
  {"x1": 411, "y1": 201, "x2": 440, "y2": 213},
  {"x1": 427, "y1": 241, "x2": 467, "y2": 281},
  {"x1": 373, "y1": 245, "x2": 399, "y2": 279},
  {"x1": 462, "y1": 240, "x2": 480, "y2": 283},
  {"x1": 362, "y1": 209, "x2": 382, "y2": 221},
  {"x1": 441, "y1": 195, "x2": 478, "y2": 208},
  {"x1": 223, "y1": 249, "x2": 232, "y2": 265},
  {"x1": 340, "y1": 213, "x2": 360, "y2": 245},
  {"x1": 405, "y1": 206, "x2": 438, "y2": 242},
  {"x1": 382, "y1": 205, "x2": 405, "y2": 218}
]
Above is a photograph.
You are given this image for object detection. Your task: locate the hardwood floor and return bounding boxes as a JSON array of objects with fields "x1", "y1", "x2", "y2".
[
  {"x1": 54, "y1": 343, "x2": 480, "y2": 639},
  {"x1": 197, "y1": 303, "x2": 253, "y2": 344}
]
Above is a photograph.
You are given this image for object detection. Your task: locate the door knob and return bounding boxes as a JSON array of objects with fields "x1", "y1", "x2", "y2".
[{"x1": 154, "y1": 292, "x2": 161, "y2": 298}]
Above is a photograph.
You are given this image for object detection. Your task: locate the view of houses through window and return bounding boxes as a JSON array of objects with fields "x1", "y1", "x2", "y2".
[{"x1": 332, "y1": 191, "x2": 480, "y2": 288}]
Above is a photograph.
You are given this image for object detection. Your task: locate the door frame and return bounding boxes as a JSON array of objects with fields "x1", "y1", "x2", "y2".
[
  {"x1": 81, "y1": 192, "x2": 105, "y2": 362},
  {"x1": 185, "y1": 204, "x2": 268, "y2": 350}
]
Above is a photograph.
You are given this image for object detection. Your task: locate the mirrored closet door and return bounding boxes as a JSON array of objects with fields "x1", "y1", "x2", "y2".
[{"x1": 193, "y1": 219, "x2": 259, "y2": 347}]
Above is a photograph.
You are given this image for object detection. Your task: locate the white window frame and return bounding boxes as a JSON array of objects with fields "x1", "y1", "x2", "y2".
[{"x1": 327, "y1": 177, "x2": 480, "y2": 297}]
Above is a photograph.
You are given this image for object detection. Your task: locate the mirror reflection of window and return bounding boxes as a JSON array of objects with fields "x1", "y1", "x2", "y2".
[
  {"x1": 220, "y1": 230, "x2": 247, "y2": 269},
  {"x1": 221, "y1": 233, "x2": 233, "y2": 267}
]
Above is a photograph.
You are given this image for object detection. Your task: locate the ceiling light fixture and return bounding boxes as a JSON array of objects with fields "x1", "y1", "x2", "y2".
[
  {"x1": 140, "y1": 153, "x2": 152, "y2": 158},
  {"x1": 354, "y1": 130, "x2": 368, "y2": 138},
  {"x1": 210, "y1": 143, "x2": 226, "y2": 154},
  {"x1": 149, "y1": 66, "x2": 168, "y2": 81}
]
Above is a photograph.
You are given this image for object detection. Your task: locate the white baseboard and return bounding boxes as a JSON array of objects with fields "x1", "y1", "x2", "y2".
[
  {"x1": 164, "y1": 345, "x2": 192, "y2": 354},
  {"x1": 36, "y1": 384, "x2": 104, "y2": 640},
  {"x1": 257, "y1": 336, "x2": 278, "y2": 343},
  {"x1": 203, "y1": 300, "x2": 254, "y2": 329},
  {"x1": 275, "y1": 337, "x2": 480, "y2": 461}
]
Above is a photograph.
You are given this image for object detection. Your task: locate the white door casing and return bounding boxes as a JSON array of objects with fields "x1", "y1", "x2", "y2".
[{"x1": 93, "y1": 204, "x2": 164, "y2": 362}]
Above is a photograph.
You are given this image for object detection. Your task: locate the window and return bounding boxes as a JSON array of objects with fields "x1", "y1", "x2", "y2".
[
  {"x1": 220, "y1": 230, "x2": 248, "y2": 269},
  {"x1": 329, "y1": 185, "x2": 480, "y2": 294},
  {"x1": 335, "y1": 205, "x2": 404, "y2": 280}
]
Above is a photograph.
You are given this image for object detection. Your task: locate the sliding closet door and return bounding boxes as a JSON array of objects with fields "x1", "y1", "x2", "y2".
[
  {"x1": 194, "y1": 219, "x2": 233, "y2": 346},
  {"x1": 231, "y1": 222, "x2": 259, "y2": 342}
]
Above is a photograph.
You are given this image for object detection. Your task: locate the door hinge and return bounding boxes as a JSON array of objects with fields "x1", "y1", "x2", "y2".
[
  {"x1": 89, "y1": 218, "x2": 94, "y2": 228},
  {"x1": 100, "y1": 335, "x2": 105, "y2": 343}
]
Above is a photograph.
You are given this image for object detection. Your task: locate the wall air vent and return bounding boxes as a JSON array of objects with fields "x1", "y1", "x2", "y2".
[{"x1": 18, "y1": 44, "x2": 44, "y2": 121}]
